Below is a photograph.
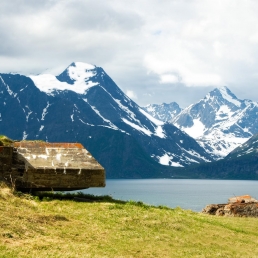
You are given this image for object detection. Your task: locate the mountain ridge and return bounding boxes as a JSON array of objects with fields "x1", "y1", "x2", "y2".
[
  {"x1": 0, "y1": 62, "x2": 214, "y2": 178},
  {"x1": 142, "y1": 102, "x2": 182, "y2": 122},
  {"x1": 143, "y1": 86, "x2": 258, "y2": 159}
]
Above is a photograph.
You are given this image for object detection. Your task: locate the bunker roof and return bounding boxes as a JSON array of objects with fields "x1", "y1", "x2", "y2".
[{"x1": 13, "y1": 141, "x2": 103, "y2": 170}]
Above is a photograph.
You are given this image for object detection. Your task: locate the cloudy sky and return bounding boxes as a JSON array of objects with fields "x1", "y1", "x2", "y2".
[{"x1": 1, "y1": 0, "x2": 258, "y2": 108}]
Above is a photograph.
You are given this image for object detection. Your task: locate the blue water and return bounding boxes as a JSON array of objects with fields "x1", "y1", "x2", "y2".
[{"x1": 80, "y1": 179, "x2": 258, "y2": 211}]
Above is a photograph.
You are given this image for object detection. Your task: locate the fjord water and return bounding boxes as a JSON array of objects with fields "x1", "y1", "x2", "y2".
[{"x1": 81, "y1": 179, "x2": 258, "y2": 211}]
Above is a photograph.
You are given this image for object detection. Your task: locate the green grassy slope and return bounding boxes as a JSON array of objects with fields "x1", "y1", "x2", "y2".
[{"x1": 1, "y1": 184, "x2": 258, "y2": 257}]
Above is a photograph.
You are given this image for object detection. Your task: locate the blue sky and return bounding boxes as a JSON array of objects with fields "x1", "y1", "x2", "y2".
[{"x1": 1, "y1": 0, "x2": 258, "y2": 108}]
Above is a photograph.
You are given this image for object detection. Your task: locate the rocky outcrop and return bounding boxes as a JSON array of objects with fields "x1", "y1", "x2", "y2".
[
  {"x1": 228, "y1": 195, "x2": 257, "y2": 204},
  {"x1": 202, "y1": 195, "x2": 258, "y2": 217}
]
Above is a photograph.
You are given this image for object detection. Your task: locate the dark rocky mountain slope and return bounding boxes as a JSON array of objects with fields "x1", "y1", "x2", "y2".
[{"x1": 0, "y1": 62, "x2": 214, "y2": 178}]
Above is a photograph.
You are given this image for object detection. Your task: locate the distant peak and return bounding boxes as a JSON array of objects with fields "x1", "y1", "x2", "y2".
[
  {"x1": 145, "y1": 101, "x2": 180, "y2": 107},
  {"x1": 218, "y1": 86, "x2": 231, "y2": 94},
  {"x1": 56, "y1": 62, "x2": 98, "y2": 83},
  {"x1": 66, "y1": 62, "x2": 97, "y2": 83},
  {"x1": 31, "y1": 61, "x2": 99, "y2": 95},
  {"x1": 208, "y1": 86, "x2": 233, "y2": 97},
  {"x1": 217, "y1": 86, "x2": 236, "y2": 98},
  {"x1": 207, "y1": 86, "x2": 241, "y2": 107},
  {"x1": 219, "y1": 85, "x2": 229, "y2": 90},
  {"x1": 70, "y1": 62, "x2": 96, "y2": 70}
]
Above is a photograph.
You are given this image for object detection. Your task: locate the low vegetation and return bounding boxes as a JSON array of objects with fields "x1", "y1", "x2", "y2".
[
  {"x1": 0, "y1": 135, "x2": 13, "y2": 146},
  {"x1": 0, "y1": 135, "x2": 47, "y2": 147},
  {"x1": 1, "y1": 183, "x2": 258, "y2": 257}
]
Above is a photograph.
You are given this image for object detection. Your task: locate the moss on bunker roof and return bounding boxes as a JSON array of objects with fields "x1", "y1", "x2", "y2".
[
  {"x1": 0, "y1": 136, "x2": 46, "y2": 147},
  {"x1": 0, "y1": 135, "x2": 14, "y2": 146}
]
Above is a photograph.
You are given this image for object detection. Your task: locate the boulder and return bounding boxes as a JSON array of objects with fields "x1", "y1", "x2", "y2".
[{"x1": 202, "y1": 195, "x2": 258, "y2": 217}]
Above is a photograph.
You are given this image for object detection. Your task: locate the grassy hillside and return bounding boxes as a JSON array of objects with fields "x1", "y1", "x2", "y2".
[{"x1": 1, "y1": 184, "x2": 258, "y2": 257}]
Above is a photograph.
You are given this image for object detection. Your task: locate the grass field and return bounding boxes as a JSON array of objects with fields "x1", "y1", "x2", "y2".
[{"x1": 1, "y1": 183, "x2": 258, "y2": 258}]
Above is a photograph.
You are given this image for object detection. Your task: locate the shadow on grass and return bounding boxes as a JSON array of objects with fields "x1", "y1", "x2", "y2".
[
  {"x1": 18, "y1": 191, "x2": 126, "y2": 204},
  {"x1": 14, "y1": 190, "x2": 172, "y2": 210}
]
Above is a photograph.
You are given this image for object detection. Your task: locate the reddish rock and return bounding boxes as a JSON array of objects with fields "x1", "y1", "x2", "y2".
[
  {"x1": 202, "y1": 195, "x2": 258, "y2": 217},
  {"x1": 228, "y1": 195, "x2": 258, "y2": 204}
]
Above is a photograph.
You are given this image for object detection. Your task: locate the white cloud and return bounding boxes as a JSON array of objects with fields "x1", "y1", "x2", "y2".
[
  {"x1": 160, "y1": 74, "x2": 179, "y2": 84},
  {"x1": 1, "y1": 0, "x2": 258, "y2": 106},
  {"x1": 142, "y1": 0, "x2": 258, "y2": 89},
  {"x1": 126, "y1": 90, "x2": 137, "y2": 100}
]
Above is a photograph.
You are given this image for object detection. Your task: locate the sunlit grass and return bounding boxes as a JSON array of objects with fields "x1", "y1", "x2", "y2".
[{"x1": 1, "y1": 183, "x2": 258, "y2": 257}]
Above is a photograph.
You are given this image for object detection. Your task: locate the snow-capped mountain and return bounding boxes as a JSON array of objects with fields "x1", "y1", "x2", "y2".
[
  {"x1": 171, "y1": 86, "x2": 258, "y2": 158},
  {"x1": 226, "y1": 133, "x2": 258, "y2": 160},
  {"x1": 181, "y1": 132, "x2": 258, "y2": 180},
  {"x1": 142, "y1": 102, "x2": 182, "y2": 122},
  {"x1": 0, "y1": 62, "x2": 213, "y2": 178}
]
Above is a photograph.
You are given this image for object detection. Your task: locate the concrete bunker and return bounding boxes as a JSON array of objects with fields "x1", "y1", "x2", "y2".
[{"x1": 0, "y1": 141, "x2": 105, "y2": 191}]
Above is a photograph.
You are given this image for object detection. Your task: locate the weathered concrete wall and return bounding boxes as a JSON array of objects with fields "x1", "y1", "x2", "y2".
[
  {"x1": 0, "y1": 146, "x2": 13, "y2": 183},
  {"x1": 0, "y1": 146, "x2": 25, "y2": 186},
  {"x1": 15, "y1": 168, "x2": 105, "y2": 191}
]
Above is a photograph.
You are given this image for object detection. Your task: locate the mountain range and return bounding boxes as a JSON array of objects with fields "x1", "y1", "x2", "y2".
[
  {"x1": 1, "y1": 61, "x2": 258, "y2": 179},
  {"x1": 0, "y1": 62, "x2": 214, "y2": 178},
  {"x1": 143, "y1": 102, "x2": 182, "y2": 122},
  {"x1": 179, "y1": 132, "x2": 258, "y2": 180},
  {"x1": 144, "y1": 86, "x2": 258, "y2": 160}
]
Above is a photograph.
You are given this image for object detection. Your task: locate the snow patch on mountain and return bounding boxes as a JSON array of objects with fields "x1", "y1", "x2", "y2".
[
  {"x1": 90, "y1": 105, "x2": 120, "y2": 131},
  {"x1": 139, "y1": 108, "x2": 166, "y2": 138},
  {"x1": 41, "y1": 102, "x2": 50, "y2": 120},
  {"x1": 198, "y1": 131, "x2": 249, "y2": 157},
  {"x1": 0, "y1": 76, "x2": 17, "y2": 98},
  {"x1": 159, "y1": 153, "x2": 183, "y2": 167},
  {"x1": 182, "y1": 119, "x2": 206, "y2": 138},
  {"x1": 68, "y1": 62, "x2": 96, "y2": 79},
  {"x1": 159, "y1": 154, "x2": 171, "y2": 165},
  {"x1": 122, "y1": 118, "x2": 152, "y2": 136},
  {"x1": 219, "y1": 86, "x2": 241, "y2": 107},
  {"x1": 30, "y1": 62, "x2": 98, "y2": 95},
  {"x1": 215, "y1": 105, "x2": 234, "y2": 120},
  {"x1": 22, "y1": 131, "x2": 28, "y2": 140},
  {"x1": 24, "y1": 106, "x2": 33, "y2": 122},
  {"x1": 155, "y1": 125, "x2": 166, "y2": 138},
  {"x1": 139, "y1": 108, "x2": 164, "y2": 126}
]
